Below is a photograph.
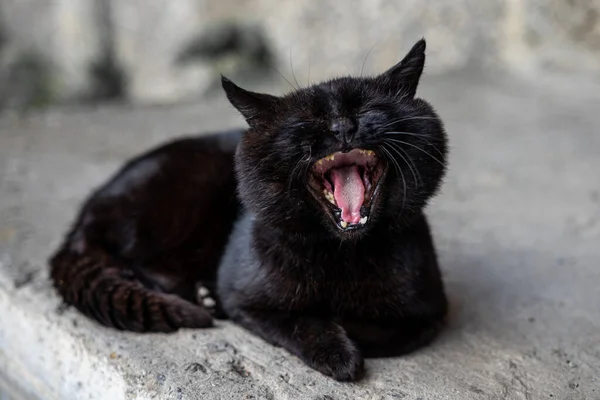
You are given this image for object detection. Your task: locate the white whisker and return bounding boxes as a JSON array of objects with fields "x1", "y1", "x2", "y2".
[
  {"x1": 379, "y1": 145, "x2": 406, "y2": 213},
  {"x1": 383, "y1": 141, "x2": 422, "y2": 186},
  {"x1": 378, "y1": 116, "x2": 438, "y2": 130},
  {"x1": 384, "y1": 138, "x2": 445, "y2": 167},
  {"x1": 384, "y1": 131, "x2": 445, "y2": 158},
  {"x1": 287, "y1": 149, "x2": 311, "y2": 192}
]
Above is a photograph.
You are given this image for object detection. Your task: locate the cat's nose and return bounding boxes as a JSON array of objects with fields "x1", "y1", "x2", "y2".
[{"x1": 330, "y1": 118, "x2": 357, "y2": 149}]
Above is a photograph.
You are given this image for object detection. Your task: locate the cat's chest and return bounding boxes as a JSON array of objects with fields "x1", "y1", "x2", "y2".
[{"x1": 271, "y1": 256, "x2": 410, "y2": 317}]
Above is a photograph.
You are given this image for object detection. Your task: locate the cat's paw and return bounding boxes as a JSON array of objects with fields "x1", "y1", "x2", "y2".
[
  {"x1": 196, "y1": 284, "x2": 228, "y2": 319},
  {"x1": 196, "y1": 285, "x2": 217, "y2": 314},
  {"x1": 306, "y1": 333, "x2": 364, "y2": 381}
]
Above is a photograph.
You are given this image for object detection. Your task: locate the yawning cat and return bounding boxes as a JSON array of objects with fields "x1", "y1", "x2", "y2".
[{"x1": 50, "y1": 39, "x2": 448, "y2": 381}]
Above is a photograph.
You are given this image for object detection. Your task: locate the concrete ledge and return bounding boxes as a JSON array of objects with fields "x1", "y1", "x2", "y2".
[{"x1": 1, "y1": 72, "x2": 599, "y2": 399}]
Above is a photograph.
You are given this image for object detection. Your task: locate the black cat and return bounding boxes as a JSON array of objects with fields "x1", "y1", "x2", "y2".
[{"x1": 50, "y1": 39, "x2": 448, "y2": 381}]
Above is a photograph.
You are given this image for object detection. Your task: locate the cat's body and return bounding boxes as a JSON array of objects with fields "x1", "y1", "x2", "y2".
[
  {"x1": 51, "y1": 40, "x2": 449, "y2": 380},
  {"x1": 51, "y1": 132, "x2": 241, "y2": 331}
]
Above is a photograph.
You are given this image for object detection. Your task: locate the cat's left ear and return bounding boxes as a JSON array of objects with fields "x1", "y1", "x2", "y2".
[
  {"x1": 378, "y1": 39, "x2": 426, "y2": 98},
  {"x1": 221, "y1": 76, "x2": 280, "y2": 128}
]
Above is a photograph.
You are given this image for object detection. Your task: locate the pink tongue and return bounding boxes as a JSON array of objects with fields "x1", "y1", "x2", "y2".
[{"x1": 330, "y1": 165, "x2": 365, "y2": 224}]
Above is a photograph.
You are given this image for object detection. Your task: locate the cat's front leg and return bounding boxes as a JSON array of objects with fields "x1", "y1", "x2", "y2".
[
  {"x1": 342, "y1": 314, "x2": 446, "y2": 358},
  {"x1": 233, "y1": 309, "x2": 364, "y2": 381}
]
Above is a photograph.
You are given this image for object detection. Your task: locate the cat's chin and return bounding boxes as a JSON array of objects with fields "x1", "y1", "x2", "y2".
[{"x1": 307, "y1": 148, "x2": 387, "y2": 234}]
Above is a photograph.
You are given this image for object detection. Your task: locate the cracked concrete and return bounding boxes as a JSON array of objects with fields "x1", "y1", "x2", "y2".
[{"x1": 1, "y1": 70, "x2": 599, "y2": 399}]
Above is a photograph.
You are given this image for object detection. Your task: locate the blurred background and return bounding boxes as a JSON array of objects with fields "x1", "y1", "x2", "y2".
[
  {"x1": 0, "y1": 0, "x2": 599, "y2": 111},
  {"x1": 1, "y1": 1, "x2": 600, "y2": 400}
]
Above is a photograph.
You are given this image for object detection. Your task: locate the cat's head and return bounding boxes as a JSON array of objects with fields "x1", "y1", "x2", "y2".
[{"x1": 223, "y1": 39, "x2": 447, "y2": 239}]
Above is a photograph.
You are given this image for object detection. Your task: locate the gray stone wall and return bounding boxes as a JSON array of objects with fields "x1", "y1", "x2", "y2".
[
  {"x1": 1, "y1": 0, "x2": 599, "y2": 108},
  {"x1": 0, "y1": 0, "x2": 104, "y2": 107}
]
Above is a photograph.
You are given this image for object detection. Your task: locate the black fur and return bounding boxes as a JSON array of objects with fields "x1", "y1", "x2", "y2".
[{"x1": 50, "y1": 39, "x2": 448, "y2": 380}]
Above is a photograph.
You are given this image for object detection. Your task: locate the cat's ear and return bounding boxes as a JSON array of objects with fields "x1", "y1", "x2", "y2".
[
  {"x1": 221, "y1": 76, "x2": 279, "y2": 128},
  {"x1": 378, "y1": 39, "x2": 426, "y2": 98}
]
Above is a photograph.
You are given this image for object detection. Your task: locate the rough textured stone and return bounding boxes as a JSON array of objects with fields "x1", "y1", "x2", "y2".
[
  {"x1": 0, "y1": 0, "x2": 104, "y2": 100},
  {"x1": 3, "y1": 0, "x2": 600, "y2": 105},
  {"x1": 110, "y1": 0, "x2": 213, "y2": 104},
  {"x1": 233, "y1": 0, "x2": 504, "y2": 79},
  {"x1": 499, "y1": 0, "x2": 600, "y2": 74},
  {"x1": 1, "y1": 71, "x2": 599, "y2": 399}
]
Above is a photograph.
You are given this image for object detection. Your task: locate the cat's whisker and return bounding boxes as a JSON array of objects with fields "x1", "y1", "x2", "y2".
[
  {"x1": 384, "y1": 131, "x2": 445, "y2": 158},
  {"x1": 270, "y1": 66, "x2": 298, "y2": 91},
  {"x1": 384, "y1": 138, "x2": 445, "y2": 167},
  {"x1": 360, "y1": 43, "x2": 377, "y2": 77},
  {"x1": 382, "y1": 141, "x2": 417, "y2": 185},
  {"x1": 307, "y1": 52, "x2": 312, "y2": 85},
  {"x1": 289, "y1": 50, "x2": 301, "y2": 89},
  {"x1": 301, "y1": 147, "x2": 313, "y2": 186},
  {"x1": 379, "y1": 145, "x2": 406, "y2": 212},
  {"x1": 378, "y1": 116, "x2": 438, "y2": 130},
  {"x1": 287, "y1": 163, "x2": 301, "y2": 191},
  {"x1": 396, "y1": 116, "x2": 438, "y2": 123},
  {"x1": 288, "y1": 146, "x2": 312, "y2": 190},
  {"x1": 382, "y1": 141, "x2": 421, "y2": 187},
  {"x1": 287, "y1": 150, "x2": 311, "y2": 192}
]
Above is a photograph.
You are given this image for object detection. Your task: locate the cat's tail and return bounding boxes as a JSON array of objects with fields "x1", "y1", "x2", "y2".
[{"x1": 49, "y1": 244, "x2": 213, "y2": 333}]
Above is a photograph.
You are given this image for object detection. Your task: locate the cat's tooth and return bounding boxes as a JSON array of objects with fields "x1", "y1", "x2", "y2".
[
  {"x1": 323, "y1": 189, "x2": 335, "y2": 205},
  {"x1": 366, "y1": 150, "x2": 375, "y2": 156},
  {"x1": 317, "y1": 159, "x2": 323, "y2": 165},
  {"x1": 340, "y1": 221, "x2": 348, "y2": 228},
  {"x1": 360, "y1": 216, "x2": 368, "y2": 225}
]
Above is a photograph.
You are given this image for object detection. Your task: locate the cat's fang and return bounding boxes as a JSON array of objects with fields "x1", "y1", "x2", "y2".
[
  {"x1": 340, "y1": 221, "x2": 348, "y2": 228},
  {"x1": 360, "y1": 216, "x2": 368, "y2": 225}
]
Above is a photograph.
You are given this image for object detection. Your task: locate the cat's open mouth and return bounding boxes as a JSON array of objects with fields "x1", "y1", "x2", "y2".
[{"x1": 308, "y1": 148, "x2": 387, "y2": 231}]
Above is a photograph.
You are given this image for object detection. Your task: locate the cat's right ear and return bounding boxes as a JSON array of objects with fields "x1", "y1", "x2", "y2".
[
  {"x1": 377, "y1": 39, "x2": 426, "y2": 98},
  {"x1": 221, "y1": 76, "x2": 279, "y2": 128}
]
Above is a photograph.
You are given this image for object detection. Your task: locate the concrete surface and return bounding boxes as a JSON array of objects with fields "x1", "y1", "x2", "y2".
[{"x1": 1, "y1": 70, "x2": 599, "y2": 399}]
